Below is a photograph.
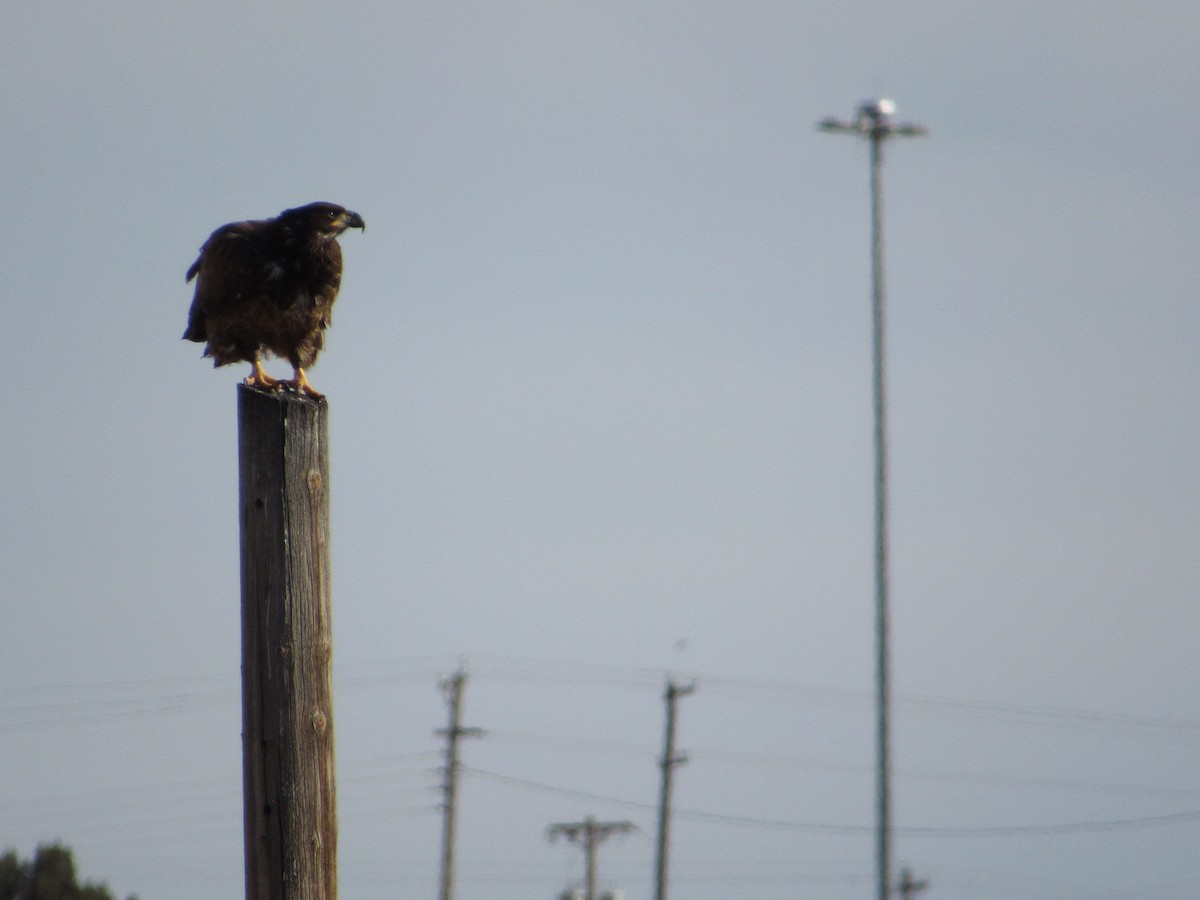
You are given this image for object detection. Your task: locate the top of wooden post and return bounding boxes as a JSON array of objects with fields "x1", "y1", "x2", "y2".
[{"x1": 237, "y1": 383, "x2": 329, "y2": 408}]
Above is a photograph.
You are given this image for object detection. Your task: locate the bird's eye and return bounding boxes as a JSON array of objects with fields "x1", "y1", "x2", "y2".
[{"x1": 328, "y1": 210, "x2": 337, "y2": 218}]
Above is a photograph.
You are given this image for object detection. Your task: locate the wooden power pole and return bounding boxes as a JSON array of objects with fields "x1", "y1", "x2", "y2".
[
  {"x1": 898, "y1": 867, "x2": 929, "y2": 900},
  {"x1": 436, "y1": 668, "x2": 483, "y2": 900},
  {"x1": 238, "y1": 386, "x2": 337, "y2": 900},
  {"x1": 548, "y1": 817, "x2": 636, "y2": 900},
  {"x1": 654, "y1": 679, "x2": 695, "y2": 900}
]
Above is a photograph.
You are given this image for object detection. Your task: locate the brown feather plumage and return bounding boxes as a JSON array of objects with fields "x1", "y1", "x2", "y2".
[{"x1": 183, "y1": 202, "x2": 364, "y2": 393}]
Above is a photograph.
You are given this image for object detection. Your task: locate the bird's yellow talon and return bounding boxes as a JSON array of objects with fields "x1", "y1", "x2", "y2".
[
  {"x1": 244, "y1": 360, "x2": 280, "y2": 391},
  {"x1": 281, "y1": 368, "x2": 324, "y2": 400}
]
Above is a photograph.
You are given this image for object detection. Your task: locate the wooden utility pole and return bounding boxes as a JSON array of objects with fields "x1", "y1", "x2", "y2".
[
  {"x1": 654, "y1": 679, "x2": 695, "y2": 900},
  {"x1": 238, "y1": 386, "x2": 337, "y2": 900},
  {"x1": 436, "y1": 668, "x2": 484, "y2": 900},
  {"x1": 898, "y1": 867, "x2": 929, "y2": 900},
  {"x1": 548, "y1": 817, "x2": 636, "y2": 900}
]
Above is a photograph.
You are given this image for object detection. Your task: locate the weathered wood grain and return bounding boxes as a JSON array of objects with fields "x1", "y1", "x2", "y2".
[{"x1": 238, "y1": 385, "x2": 336, "y2": 900}]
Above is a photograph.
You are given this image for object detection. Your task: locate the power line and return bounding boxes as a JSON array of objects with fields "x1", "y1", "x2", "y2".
[
  {"x1": 4, "y1": 658, "x2": 1197, "y2": 739},
  {"x1": 896, "y1": 807, "x2": 1200, "y2": 838},
  {"x1": 467, "y1": 766, "x2": 1200, "y2": 837},
  {"x1": 478, "y1": 731, "x2": 1200, "y2": 803}
]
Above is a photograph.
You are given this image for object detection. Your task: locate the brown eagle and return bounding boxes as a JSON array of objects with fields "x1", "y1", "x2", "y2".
[{"x1": 183, "y1": 201, "x2": 365, "y2": 398}]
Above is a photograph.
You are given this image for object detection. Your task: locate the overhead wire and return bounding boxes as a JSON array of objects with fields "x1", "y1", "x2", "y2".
[
  {"x1": 2, "y1": 654, "x2": 1197, "y2": 740},
  {"x1": 463, "y1": 765, "x2": 1200, "y2": 838},
  {"x1": 3, "y1": 654, "x2": 1197, "y2": 865}
]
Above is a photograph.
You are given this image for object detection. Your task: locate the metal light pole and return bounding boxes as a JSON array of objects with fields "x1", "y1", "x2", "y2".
[{"x1": 818, "y1": 98, "x2": 927, "y2": 900}]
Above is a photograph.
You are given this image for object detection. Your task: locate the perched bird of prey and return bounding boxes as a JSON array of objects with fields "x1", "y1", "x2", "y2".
[{"x1": 183, "y1": 201, "x2": 365, "y2": 398}]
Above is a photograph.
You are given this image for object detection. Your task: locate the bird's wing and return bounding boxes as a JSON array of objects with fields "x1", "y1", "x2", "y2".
[
  {"x1": 316, "y1": 241, "x2": 343, "y2": 328},
  {"x1": 183, "y1": 222, "x2": 269, "y2": 340}
]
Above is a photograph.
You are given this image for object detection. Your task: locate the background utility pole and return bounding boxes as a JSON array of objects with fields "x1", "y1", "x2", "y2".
[
  {"x1": 436, "y1": 668, "x2": 483, "y2": 900},
  {"x1": 654, "y1": 679, "x2": 695, "y2": 900},
  {"x1": 818, "y1": 99, "x2": 927, "y2": 900},
  {"x1": 238, "y1": 386, "x2": 337, "y2": 900},
  {"x1": 898, "y1": 867, "x2": 929, "y2": 900},
  {"x1": 548, "y1": 817, "x2": 636, "y2": 900}
]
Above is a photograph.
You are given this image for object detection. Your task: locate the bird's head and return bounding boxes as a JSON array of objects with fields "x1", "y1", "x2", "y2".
[{"x1": 279, "y1": 202, "x2": 366, "y2": 238}]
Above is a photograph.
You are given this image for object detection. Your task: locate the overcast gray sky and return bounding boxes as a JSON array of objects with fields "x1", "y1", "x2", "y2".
[{"x1": 2, "y1": 2, "x2": 1198, "y2": 899}]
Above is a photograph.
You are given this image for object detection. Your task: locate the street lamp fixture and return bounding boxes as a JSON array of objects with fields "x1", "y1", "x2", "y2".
[{"x1": 818, "y1": 98, "x2": 929, "y2": 139}]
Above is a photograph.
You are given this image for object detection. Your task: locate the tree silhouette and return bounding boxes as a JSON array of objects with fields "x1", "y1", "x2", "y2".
[{"x1": 0, "y1": 843, "x2": 136, "y2": 900}]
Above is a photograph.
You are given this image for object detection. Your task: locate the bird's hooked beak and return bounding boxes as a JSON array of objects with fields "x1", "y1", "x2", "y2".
[{"x1": 343, "y1": 210, "x2": 366, "y2": 232}]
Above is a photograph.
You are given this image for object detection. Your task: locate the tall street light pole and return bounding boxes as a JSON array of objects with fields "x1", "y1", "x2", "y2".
[{"x1": 818, "y1": 98, "x2": 927, "y2": 900}]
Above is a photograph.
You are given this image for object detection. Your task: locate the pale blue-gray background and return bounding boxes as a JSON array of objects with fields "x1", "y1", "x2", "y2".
[{"x1": 2, "y1": 2, "x2": 1197, "y2": 898}]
